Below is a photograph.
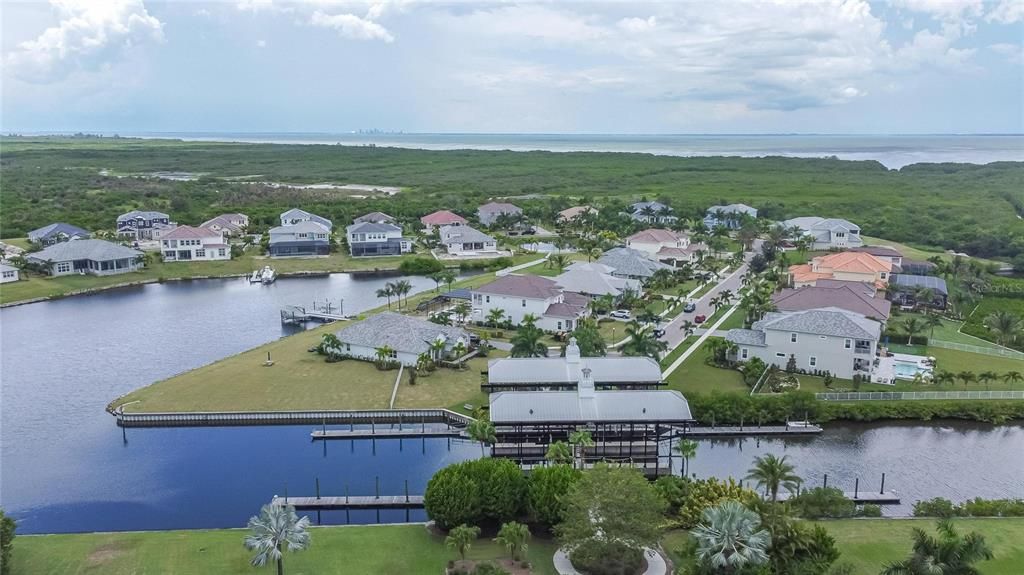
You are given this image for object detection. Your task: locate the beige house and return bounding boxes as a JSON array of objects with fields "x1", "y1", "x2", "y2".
[
  {"x1": 789, "y1": 251, "x2": 892, "y2": 289},
  {"x1": 625, "y1": 229, "x2": 706, "y2": 265}
]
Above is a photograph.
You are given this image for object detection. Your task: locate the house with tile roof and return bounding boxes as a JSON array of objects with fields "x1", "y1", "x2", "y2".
[
  {"x1": 116, "y1": 210, "x2": 175, "y2": 240},
  {"x1": 849, "y1": 245, "x2": 902, "y2": 268},
  {"x1": 345, "y1": 221, "x2": 413, "y2": 257},
  {"x1": 27, "y1": 222, "x2": 91, "y2": 246},
  {"x1": 557, "y1": 206, "x2": 597, "y2": 222},
  {"x1": 201, "y1": 213, "x2": 249, "y2": 236},
  {"x1": 160, "y1": 226, "x2": 231, "y2": 262},
  {"x1": 773, "y1": 280, "x2": 891, "y2": 322},
  {"x1": 477, "y1": 202, "x2": 523, "y2": 226},
  {"x1": 726, "y1": 307, "x2": 882, "y2": 380},
  {"x1": 471, "y1": 274, "x2": 590, "y2": 332},
  {"x1": 783, "y1": 216, "x2": 864, "y2": 250},
  {"x1": 438, "y1": 225, "x2": 500, "y2": 256},
  {"x1": 789, "y1": 251, "x2": 892, "y2": 289},
  {"x1": 420, "y1": 210, "x2": 467, "y2": 232},
  {"x1": 27, "y1": 239, "x2": 144, "y2": 276},
  {"x1": 703, "y1": 203, "x2": 757, "y2": 230},
  {"x1": 626, "y1": 229, "x2": 707, "y2": 265},
  {"x1": 332, "y1": 312, "x2": 471, "y2": 366}
]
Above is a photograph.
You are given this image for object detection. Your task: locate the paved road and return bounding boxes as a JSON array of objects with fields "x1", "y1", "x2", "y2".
[{"x1": 659, "y1": 262, "x2": 748, "y2": 350}]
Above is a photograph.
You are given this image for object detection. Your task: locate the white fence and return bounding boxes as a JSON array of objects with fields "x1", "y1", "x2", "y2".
[
  {"x1": 929, "y1": 339, "x2": 1024, "y2": 360},
  {"x1": 816, "y1": 391, "x2": 1024, "y2": 401}
]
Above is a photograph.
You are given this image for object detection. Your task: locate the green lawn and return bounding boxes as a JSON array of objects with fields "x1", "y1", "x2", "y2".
[
  {"x1": 861, "y1": 236, "x2": 1005, "y2": 268},
  {"x1": 10, "y1": 524, "x2": 561, "y2": 575},
  {"x1": 664, "y1": 342, "x2": 747, "y2": 394},
  {"x1": 889, "y1": 311, "x2": 1003, "y2": 350},
  {"x1": 661, "y1": 518, "x2": 1024, "y2": 575}
]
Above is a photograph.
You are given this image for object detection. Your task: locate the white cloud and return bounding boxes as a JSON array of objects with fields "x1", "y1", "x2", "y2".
[
  {"x1": 618, "y1": 16, "x2": 657, "y2": 34},
  {"x1": 990, "y1": 42, "x2": 1023, "y2": 64},
  {"x1": 4, "y1": 0, "x2": 164, "y2": 84},
  {"x1": 257, "y1": 39, "x2": 267, "y2": 48},
  {"x1": 310, "y1": 10, "x2": 394, "y2": 42},
  {"x1": 987, "y1": 0, "x2": 1024, "y2": 23}
]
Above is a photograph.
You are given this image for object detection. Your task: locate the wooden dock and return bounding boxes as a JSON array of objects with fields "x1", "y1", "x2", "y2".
[
  {"x1": 271, "y1": 495, "x2": 424, "y2": 509},
  {"x1": 280, "y1": 305, "x2": 349, "y2": 324},
  {"x1": 685, "y1": 424, "x2": 823, "y2": 437},
  {"x1": 520, "y1": 461, "x2": 670, "y2": 477},
  {"x1": 778, "y1": 491, "x2": 900, "y2": 504},
  {"x1": 113, "y1": 408, "x2": 475, "y2": 428},
  {"x1": 311, "y1": 428, "x2": 466, "y2": 440}
]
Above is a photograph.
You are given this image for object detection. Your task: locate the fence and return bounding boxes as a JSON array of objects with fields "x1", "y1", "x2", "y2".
[
  {"x1": 929, "y1": 339, "x2": 1024, "y2": 360},
  {"x1": 816, "y1": 391, "x2": 1024, "y2": 401}
]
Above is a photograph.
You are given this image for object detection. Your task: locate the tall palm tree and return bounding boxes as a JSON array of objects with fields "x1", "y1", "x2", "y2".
[
  {"x1": 520, "y1": 313, "x2": 540, "y2": 328},
  {"x1": 901, "y1": 317, "x2": 924, "y2": 345},
  {"x1": 956, "y1": 371, "x2": 977, "y2": 389},
  {"x1": 453, "y1": 301, "x2": 472, "y2": 324},
  {"x1": 393, "y1": 279, "x2": 413, "y2": 309},
  {"x1": 375, "y1": 345, "x2": 395, "y2": 366},
  {"x1": 680, "y1": 320, "x2": 697, "y2": 339},
  {"x1": 983, "y1": 311, "x2": 1023, "y2": 347},
  {"x1": 545, "y1": 441, "x2": 573, "y2": 465},
  {"x1": 467, "y1": 420, "x2": 497, "y2": 456},
  {"x1": 881, "y1": 519, "x2": 993, "y2": 575},
  {"x1": 510, "y1": 326, "x2": 547, "y2": 357},
  {"x1": 429, "y1": 271, "x2": 445, "y2": 292},
  {"x1": 375, "y1": 286, "x2": 394, "y2": 310},
  {"x1": 745, "y1": 454, "x2": 801, "y2": 501},
  {"x1": 622, "y1": 321, "x2": 668, "y2": 359},
  {"x1": 568, "y1": 429, "x2": 594, "y2": 468},
  {"x1": 547, "y1": 253, "x2": 570, "y2": 272},
  {"x1": 674, "y1": 438, "x2": 698, "y2": 477},
  {"x1": 486, "y1": 308, "x2": 506, "y2": 327},
  {"x1": 924, "y1": 314, "x2": 943, "y2": 340},
  {"x1": 691, "y1": 500, "x2": 771, "y2": 573},
  {"x1": 914, "y1": 287, "x2": 935, "y2": 310},
  {"x1": 445, "y1": 524, "x2": 480, "y2": 562},
  {"x1": 978, "y1": 371, "x2": 999, "y2": 389},
  {"x1": 1003, "y1": 371, "x2": 1023, "y2": 388},
  {"x1": 441, "y1": 270, "x2": 458, "y2": 292},
  {"x1": 244, "y1": 504, "x2": 311, "y2": 575},
  {"x1": 494, "y1": 521, "x2": 531, "y2": 562}
]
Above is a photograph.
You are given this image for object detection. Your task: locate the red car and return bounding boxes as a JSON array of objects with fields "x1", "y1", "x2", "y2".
[{"x1": 694, "y1": 314, "x2": 707, "y2": 324}]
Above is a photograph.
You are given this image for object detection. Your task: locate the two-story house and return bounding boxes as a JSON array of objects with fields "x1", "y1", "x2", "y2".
[
  {"x1": 353, "y1": 212, "x2": 396, "y2": 225},
  {"x1": 116, "y1": 210, "x2": 176, "y2": 240},
  {"x1": 161, "y1": 226, "x2": 231, "y2": 262},
  {"x1": 703, "y1": 203, "x2": 757, "y2": 230},
  {"x1": 438, "y1": 225, "x2": 500, "y2": 256},
  {"x1": 200, "y1": 213, "x2": 249, "y2": 236},
  {"x1": 789, "y1": 251, "x2": 892, "y2": 289},
  {"x1": 627, "y1": 201, "x2": 678, "y2": 225},
  {"x1": 477, "y1": 202, "x2": 523, "y2": 227},
  {"x1": 471, "y1": 274, "x2": 590, "y2": 332},
  {"x1": 27, "y1": 223, "x2": 91, "y2": 246},
  {"x1": 782, "y1": 217, "x2": 864, "y2": 250},
  {"x1": 726, "y1": 307, "x2": 882, "y2": 380},
  {"x1": 625, "y1": 229, "x2": 706, "y2": 265},
  {"x1": 279, "y1": 208, "x2": 333, "y2": 231},
  {"x1": 345, "y1": 221, "x2": 413, "y2": 257},
  {"x1": 268, "y1": 221, "x2": 331, "y2": 257}
]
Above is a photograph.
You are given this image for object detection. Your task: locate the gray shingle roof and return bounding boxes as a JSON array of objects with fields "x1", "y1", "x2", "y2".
[
  {"x1": 756, "y1": 308, "x2": 881, "y2": 340},
  {"x1": 27, "y1": 222, "x2": 90, "y2": 242},
  {"x1": 334, "y1": 312, "x2": 470, "y2": 355},
  {"x1": 553, "y1": 268, "x2": 639, "y2": 296},
  {"x1": 598, "y1": 247, "x2": 672, "y2": 279},
  {"x1": 706, "y1": 203, "x2": 757, "y2": 216},
  {"x1": 269, "y1": 221, "x2": 330, "y2": 235},
  {"x1": 440, "y1": 225, "x2": 495, "y2": 245},
  {"x1": 28, "y1": 239, "x2": 142, "y2": 262},
  {"x1": 489, "y1": 389, "x2": 692, "y2": 424},
  {"x1": 354, "y1": 211, "x2": 395, "y2": 224},
  {"x1": 478, "y1": 202, "x2": 522, "y2": 214},
  {"x1": 475, "y1": 274, "x2": 561, "y2": 299},
  {"x1": 488, "y1": 355, "x2": 662, "y2": 385},
  {"x1": 726, "y1": 329, "x2": 767, "y2": 346},
  {"x1": 773, "y1": 283, "x2": 891, "y2": 320},
  {"x1": 346, "y1": 221, "x2": 402, "y2": 234}
]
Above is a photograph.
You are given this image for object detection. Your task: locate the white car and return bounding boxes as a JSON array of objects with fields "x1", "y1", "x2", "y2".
[{"x1": 609, "y1": 309, "x2": 632, "y2": 320}]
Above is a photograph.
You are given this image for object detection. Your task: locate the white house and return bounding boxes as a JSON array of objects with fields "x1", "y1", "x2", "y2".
[
  {"x1": 625, "y1": 229, "x2": 706, "y2": 265},
  {"x1": 279, "y1": 208, "x2": 333, "y2": 231},
  {"x1": 725, "y1": 307, "x2": 882, "y2": 380},
  {"x1": 0, "y1": 263, "x2": 19, "y2": 283},
  {"x1": 27, "y1": 239, "x2": 143, "y2": 277},
  {"x1": 161, "y1": 226, "x2": 231, "y2": 262},
  {"x1": 345, "y1": 221, "x2": 413, "y2": 257},
  {"x1": 477, "y1": 202, "x2": 523, "y2": 226},
  {"x1": 471, "y1": 274, "x2": 590, "y2": 332},
  {"x1": 783, "y1": 217, "x2": 864, "y2": 250},
  {"x1": 439, "y1": 225, "x2": 500, "y2": 256},
  {"x1": 626, "y1": 201, "x2": 678, "y2": 225},
  {"x1": 331, "y1": 312, "x2": 471, "y2": 366},
  {"x1": 703, "y1": 204, "x2": 757, "y2": 230}
]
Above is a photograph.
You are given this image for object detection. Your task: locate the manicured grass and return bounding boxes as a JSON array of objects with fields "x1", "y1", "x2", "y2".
[
  {"x1": 661, "y1": 518, "x2": 1024, "y2": 575},
  {"x1": 929, "y1": 347, "x2": 1024, "y2": 384},
  {"x1": 664, "y1": 343, "x2": 747, "y2": 394},
  {"x1": 716, "y1": 309, "x2": 746, "y2": 331},
  {"x1": 1, "y1": 236, "x2": 31, "y2": 249},
  {"x1": 654, "y1": 279, "x2": 701, "y2": 298},
  {"x1": 10, "y1": 524, "x2": 561, "y2": 575},
  {"x1": 395, "y1": 351, "x2": 506, "y2": 412},
  {"x1": 889, "y1": 311, "x2": 1003, "y2": 350},
  {"x1": 660, "y1": 336, "x2": 699, "y2": 369}
]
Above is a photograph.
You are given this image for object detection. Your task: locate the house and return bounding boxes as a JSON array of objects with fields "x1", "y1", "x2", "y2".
[
  {"x1": 439, "y1": 225, "x2": 500, "y2": 256},
  {"x1": 471, "y1": 274, "x2": 590, "y2": 332},
  {"x1": 268, "y1": 221, "x2": 331, "y2": 257},
  {"x1": 116, "y1": 210, "x2": 175, "y2": 240},
  {"x1": 627, "y1": 201, "x2": 678, "y2": 225},
  {"x1": 279, "y1": 208, "x2": 333, "y2": 231},
  {"x1": 200, "y1": 213, "x2": 249, "y2": 236},
  {"x1": 597, "y1": 247, "x2": 673, "y2": 280},
  {"x1": 353, "y1": 211, "x2": 396, "y2": 225},
  {"x1": 703, "y1": 203, "x2": 757, "y2": 230},
  {"x1": 331, "y1": 312, "x2": 471, "y2": 366},
  {"x1": 345, "y1": 221, "x2": 413, "y2": 257},
  {"x1": 849, "y1": 245, "x2": 902, "y2": 268},
  {"x1": 626, "y1": 229, "x2": 706, "y2": 265},
  {"x1": 889, "y1": 275, "x2": 949, "y2": 310},
  {"x1": 555, "y1": 262, "x2": 641, "y2": 298},
  {"x1": 0, "y1": 263, "x2": 19, "y2": 283},
  {"x1": 789, "y1": 251, "x2": 892, "y2": 289},
  {"x1": 486, "y1": 338, "x2": 664, "y2": 391},
  {"x1": 783, "y1": 217, "x2": 864, "y2": 250},
  {"x1": 898, "y1": 259, "x2": 938, "y2": 276},
  {"x1": 772, "y1": 280, "x2": 891, "y2": 322},
  {"x1": 726, "y1": 307, "x2": 882, "y2": 380},
  {"x1": 160, "y1": 226, "x2": 231, "y2": 262},
  {"x1": 477, "y1": 202, "x2": 523, "y2": 226},
  {"x1": 27, "y1": 239, "x2": 143, "y2": 276},
  {"x1": 27, "y1": 223, "x2": 91, "y2": 246},
  {"x1": 420, "y1": 210, "x2": 467, "y2": 232},
  {"x1": 557, "y1": 206, "x2": 597, "y2": 222}
]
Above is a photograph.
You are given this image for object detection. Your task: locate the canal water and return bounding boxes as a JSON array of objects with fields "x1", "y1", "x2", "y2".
[{"x1": 2, "y1": 274, "x2": 1023, "y2": 534}]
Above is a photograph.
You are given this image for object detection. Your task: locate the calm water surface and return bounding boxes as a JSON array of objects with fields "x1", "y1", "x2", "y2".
[{"x1": 1, "y1": 274, "x2": 1023, "y2": 533}]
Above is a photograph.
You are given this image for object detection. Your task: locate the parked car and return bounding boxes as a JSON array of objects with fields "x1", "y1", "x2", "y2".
[
  {"x1": 652, "y1": 328, "x2": 666, "y2": 338},
  {"x1": 694, "y1": 314, "x2": 707, "y2": 324},
  {"x1": 683, "y1": 301, "x2": 696, "y2": 313},
  {"x1": 469, "y1": 333, "x2": 481, "y2": 345},
  {"x1": 609, "y1": 309, "x2": 632, "y2": 320}
]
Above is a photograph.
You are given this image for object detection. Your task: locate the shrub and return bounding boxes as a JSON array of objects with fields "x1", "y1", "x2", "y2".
[
  {"x1": 569, "y1": 540, "x2": 643, "y2": 575},
  {"x1": 425, "y1": 459, "x2": 526, "y2": 528},
  {"x1": 0, "y1": 509, "x2": 14, "y2": 575},
  {"x1": 398, "y1": 257, "x2": 444, "y2": 275},
  {"x1": 859, "y1": 504, "x2": 883, "y2": 517},
  {"x1": 789, "y1": 487, "x2": 855, "y2": 519},
  {"x1": 674, "y1": 477, "x2": 757, "y2": 529},
  {"x1": 472, "y1": 562, "x2": 510, "y2": 575},
  {"x1": 526, "y1": 464, "x2": 581, "y2": 528},
  {"x1": 914, "y1": 496, "x2": 1024, "y2": 517}
]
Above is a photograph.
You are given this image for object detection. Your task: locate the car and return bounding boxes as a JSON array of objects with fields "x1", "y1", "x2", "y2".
[
  {"x1": 694, "y1": 314, "x2": 707, "y2": 324},
  {"x1": 469, "y1": 333, "x2": 481, "y2": 345},
  {"x1": 652, "y1": 328, "x2": 666, "y2": 338},
  {"x1": 683, "y1": 302, "x2": 696, "y2": 313},
  {"x1": 609, "y1": 309, "x2": 632, "y2": 320}
]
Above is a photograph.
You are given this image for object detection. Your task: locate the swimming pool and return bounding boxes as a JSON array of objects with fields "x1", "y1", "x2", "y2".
[{"x1": 892, "y1": 354, "x2": 933, "y2": 379}]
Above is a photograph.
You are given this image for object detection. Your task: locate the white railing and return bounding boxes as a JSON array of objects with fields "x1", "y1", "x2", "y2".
[
  {"x1": 816, "y1": 391, "x2": 1024, "y2": 401},
  {"x1": 929, "y1": 339, "x2": 1024, "y2": 360}
]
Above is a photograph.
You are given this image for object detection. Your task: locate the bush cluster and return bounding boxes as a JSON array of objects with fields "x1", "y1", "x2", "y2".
[{"x1": 913, "y1": 497, "x2": 1024, "y2": 518}]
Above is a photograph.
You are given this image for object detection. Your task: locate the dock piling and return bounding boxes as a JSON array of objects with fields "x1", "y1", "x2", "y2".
[
  {"x1": 316, "y1": 477, "x2": 320, "y2": 500},
  {"x1": 880, "y1": 473, "x2": 886, "y2": 494},
  {"x1": 375, "y1": 476, "x2": 380, "y2": 500},
  {"x1": 854, "y1": 478, "x2": 859, "y2": 499},
  {"x1": 823, "y1": 473, "x2": 828, "y2": 489}
]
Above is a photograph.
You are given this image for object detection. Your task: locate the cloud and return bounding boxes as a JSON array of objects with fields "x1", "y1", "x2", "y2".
[
  {"x1": 987, "y1": 0, "x2": 1024, "y2": 23},
  {"x1": 257, "y1": 39, "x2": 267, "y2": 48},
  {"x1": 310, "y1": 10, "x2": 394, "y2": 42},
  {"x1": 990, "y1": 42, "x2": 1023, "y2": 64},
  {"x1": 4, "y1": 0, "x2": 164, "y2": 84}
]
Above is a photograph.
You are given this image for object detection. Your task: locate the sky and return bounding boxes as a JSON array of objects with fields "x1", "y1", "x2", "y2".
[{"x1": 1, "y1": 0, "x2": 1022, "y2": 134}]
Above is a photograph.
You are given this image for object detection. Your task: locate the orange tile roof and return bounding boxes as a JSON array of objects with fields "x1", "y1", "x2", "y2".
[
  {"x1": 788, "y1": 263, "x2": 832, "y2": 284},
  {"x1": 628, "y1": 229, "x2": 681, "y2": 244},
  {"x1": 815, "y1": 251, "x2": 892, "y2": 274}
]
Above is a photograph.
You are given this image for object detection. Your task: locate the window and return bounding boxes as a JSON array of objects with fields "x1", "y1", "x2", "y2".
[
  {"x1": 522, "y1": 299, "x2": 526, "y2": 307},
  {"x1": 196, "y1": 249, "x2": 206, "y2": 258},
  {"x1": 741, "y1": 348, "x2": 748, "y2": 359},
  {"x1": 809, "y1": 356, "x2": 817, "y2": 367},
  {"x1": 880, "y1": 272, "x2": 887, "y2": 279},
  {"x1": 557, "y1": 321, "x2": 563, "y2": 330},
  {"x1": 218, "y1": 248, "x2": 226, "y2": 257},
  {"x1": 775, "y1": 352, "x2": 786, "y2": 358},
  {"x1": 485, "y1": 295, "x2": 490, "y2": 303},
  {"x1": 844, "y1": 339, "x2": 852, "y2": 349},
  {"x1": 790, "y1": 333, "x2": 798, "y2": 343},
  {"x1": 56, "y1": 262, "x2": 71, "y2": 273}
]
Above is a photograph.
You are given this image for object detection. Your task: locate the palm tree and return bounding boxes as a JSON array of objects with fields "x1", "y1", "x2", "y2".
[
  {"x1": 1003, "y1": 371, "x2": 1023, "y2": 388},
  {"x1": 568, "y1": 429, "x2": 594, "y2": 468},
  {"x1": 429, "y1": 271, "x2": 445, "y2": 292},
  {"x1": 320, "y1": 333, "x2": 342, "y2": 355},
  {"x1": 680, "y1": 320, "x2": 697, "y2": 339},
  {"x1": 622, "y1": 321, "x2": 667, "y2": 359},
  {"x1": 547, "y1": 253, "x2": 570, "y2": 273},
  {"x1": 924, "y1": 314, "x2": 943, "y2": 339},
  {"x1": 244, "y1": 504, "x2": 311, "y2": 575},
  {"x1": 415, "y1": 352, "x2": 433, "y2": 376},
  {"x1": 745, "y1": 454, "x2": 801, "y2": 502},
  {"x1": 393, "y1": 279, "x2": 413, "y2": 309},
  {"x1": 691, "y1": 500, "x2": 771, "y2": 573},
  {"x1": 453, "y1": 300, "x2": 472, "y2": 324},
  {"x1": 376, "y1": 286, "x2": 394, "y2": 310},
  {"x1": 375, "y1": 345, "x2": 395, "y2": 366},
  {"x1": 956, "y1": 371, "x2": 977, "y2": 389},
  {"x1": 978, "y1": 371, "x2": 999, "y2": 389},
  {"x1": 467, "y1": 420, "x2": 496, "y2": 456},
  {"x1": 881, "y1": 519, "x2": 993, "y2": 575},
  {"x1": 949, "y1": 291, "x2": 975, "y2": 320},
  {"x1": 520, "y1": 313, "x2": 540, "y2": 328},
  {"x1": 901, "y1": 317, "x2": 924, "y2": 345},
  {"x1": 428, "y1": 337, "x2": 447, "y2": 360},
  {"x1": 486, "y1": 308, "x2": 506, "y2": 327},
  {"x1": 587, "y1": 246, "x2": 603, "y2": 262},
  {"x1": 932, "y1": 370, "x2": 955, "y2": 387},
  {"x1": 494, "y1": 521, "x2": 530, "y2": 562},
  {"x1": 545, "y1": 441, "x2": 573, "y2": 465},
  {"x1": 674, "y1": 438, "x2": 698, "y2": 477},
  {"x1": 510, "y1": 326, "x2": 547, "y2": 357},
  {"x1": 445, "y1": 524, "x2": 481, "y2": 562},
  {"x1": 441, "y1": 270, "x2": 458, "y2": 292},
  {"x1": 983, "y1": 311, "x2": 1023, "y2": 347}
]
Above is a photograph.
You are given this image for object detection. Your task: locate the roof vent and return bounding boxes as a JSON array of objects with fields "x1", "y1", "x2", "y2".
[
  {"x1": 642, "y1": 408, "x2": 647, "y2": 413},
  {"x1": 529, "y1": 409, "x2": 534, "y2": 414}
]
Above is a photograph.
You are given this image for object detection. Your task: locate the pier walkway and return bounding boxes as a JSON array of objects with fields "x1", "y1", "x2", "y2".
[{"x1": 271, "y1": 495, "x2": 424, "y2": 509}]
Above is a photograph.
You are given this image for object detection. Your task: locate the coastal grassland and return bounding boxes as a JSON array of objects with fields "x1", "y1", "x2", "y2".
[
  {"x1": 9, "y1": 524, "x2": 561, "y2": 575},
  {"x1": 661, "y1": 518, "x2": 1024, "y2": 575},
  {"x1": 2, "y1": 137, "x2": 1022, "y2": 261}
]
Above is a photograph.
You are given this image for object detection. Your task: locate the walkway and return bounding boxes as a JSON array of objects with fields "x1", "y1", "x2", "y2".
[{"x1": 554, "y1": 547, "x2": 668, "y2": 575}]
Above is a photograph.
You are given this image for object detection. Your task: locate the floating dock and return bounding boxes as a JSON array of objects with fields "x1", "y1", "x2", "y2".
[
  {"x1": 271, "y1": 495, "x2": 424, "y2": 510},
  {"x1": 778, "y1": 491, "x2": 901, "y2": 504},
  {"x1": 311, "y1": 428, "x2": 466, "y2": 440},
  {"x1": 684, "y1": 424, "x2": 823, "y2": 437}
]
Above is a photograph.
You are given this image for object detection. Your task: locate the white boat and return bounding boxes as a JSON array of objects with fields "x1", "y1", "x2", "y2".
[
  {"x1": 260, "y1": 266, "x2": 277, "y2": 284},
  {"x1": 248, "y1": 269, "x2": 263, "y2": 283}
]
